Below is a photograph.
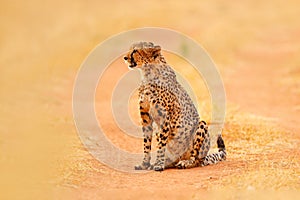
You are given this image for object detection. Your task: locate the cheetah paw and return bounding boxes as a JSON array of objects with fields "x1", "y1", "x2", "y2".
[
  {"x1": 153, "y1": 165, "x2": 164, "y2": 171},
  {"x1": 176, "y1": 160, "x2": 193, "y2": 169},
  {"x1": 134, "y1": 162, "x2": 151, "y2": 170}
]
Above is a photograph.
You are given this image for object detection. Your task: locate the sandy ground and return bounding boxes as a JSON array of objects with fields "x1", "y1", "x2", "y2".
[{"x1": 1, "y1": 0, "x2": 300, "y2": 199}]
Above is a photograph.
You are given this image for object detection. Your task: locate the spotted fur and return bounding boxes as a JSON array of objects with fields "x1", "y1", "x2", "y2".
[{"x1": 124, "y1": 42, "x2": 226, "y2": 171}]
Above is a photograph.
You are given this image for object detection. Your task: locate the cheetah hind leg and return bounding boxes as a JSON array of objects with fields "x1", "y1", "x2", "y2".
[{"x1": 176, "y1": 121, "x2": 208, "y2": 169}]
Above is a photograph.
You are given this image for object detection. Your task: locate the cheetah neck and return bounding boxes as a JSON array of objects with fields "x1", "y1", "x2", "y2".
[{"x1": 140, "y1": 62, "x2": 177, "y2": 86}]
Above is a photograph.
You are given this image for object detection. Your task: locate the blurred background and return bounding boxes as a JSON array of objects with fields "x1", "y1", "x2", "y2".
[{"x1": 1, "y1": 0, "x2": 299, "y2": 199}]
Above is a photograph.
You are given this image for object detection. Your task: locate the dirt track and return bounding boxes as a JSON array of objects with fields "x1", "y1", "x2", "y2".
[{"x1": 1, "y1": 0, "x2": 300, "y2": 199}]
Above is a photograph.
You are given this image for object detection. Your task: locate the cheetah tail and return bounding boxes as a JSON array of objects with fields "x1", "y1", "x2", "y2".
[
  {"x1": 217, "y1": 134, "x2": 226, "y2": 154},
  {"x1": 201, "y1": 135, "x2": 227, "y2": 166}
]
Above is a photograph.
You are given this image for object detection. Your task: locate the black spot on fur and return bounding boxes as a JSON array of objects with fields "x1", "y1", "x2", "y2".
[
  {"x1": 162, "y1": 135, "x2": 168, "y2": 141},
  {"x1": 140, "y1": 111, "x2": 149, "y2": 117},
  {"x1": 157, "y1": 109, "x2": 163, "y2": 116},
  {"x1": 162, "y1": 128, "x2": 169, "y2": 133}
]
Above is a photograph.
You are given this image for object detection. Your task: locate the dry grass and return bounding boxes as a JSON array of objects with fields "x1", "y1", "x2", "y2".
[{"x1": 218, "y1": 107, "x2": 300, "y2": 190}]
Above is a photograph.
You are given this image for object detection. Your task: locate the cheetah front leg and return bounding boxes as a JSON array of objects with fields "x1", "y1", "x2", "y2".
[
  {"x1": 152, "y1": 106, "x2": 170, "y2": 171},
  {"x1": 135, "y1": 101, "x2": 153, "y2": 170}
]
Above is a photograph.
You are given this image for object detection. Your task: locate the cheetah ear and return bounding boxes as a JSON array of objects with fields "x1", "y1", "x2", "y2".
[{"x1": 153, "y1": 45, "x2": 161, "y2": 52}]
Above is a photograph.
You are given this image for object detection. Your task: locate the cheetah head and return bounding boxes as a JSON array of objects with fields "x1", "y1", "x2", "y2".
[{"x1": 123, "y1": 42, "x2": 161, "y2": 69}]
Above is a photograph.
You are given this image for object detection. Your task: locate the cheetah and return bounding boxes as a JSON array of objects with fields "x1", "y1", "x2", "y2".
[{"x1": 123, "y1": 42, "x2": 226, "y2": 171}]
